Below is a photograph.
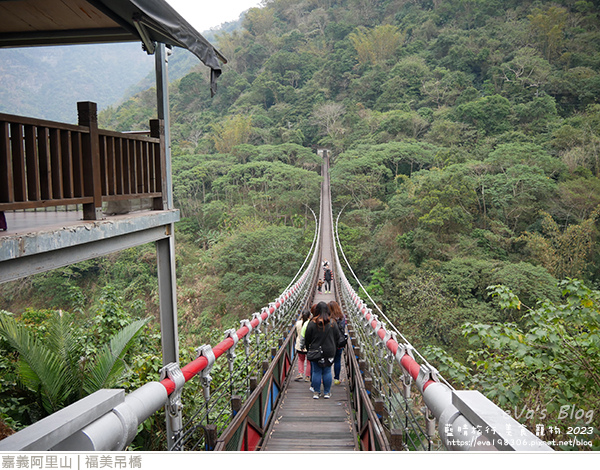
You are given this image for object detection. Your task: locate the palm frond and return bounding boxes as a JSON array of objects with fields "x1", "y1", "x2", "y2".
[
  {"x1": 0, "y1": 313, "x2": 76, "y2": 414},
  {"x1": 83, "y1": 318, "x2": 149, "y2": 394},
  {"x1": 46, "y1": 310, "x2": 79, "y2": 366}
]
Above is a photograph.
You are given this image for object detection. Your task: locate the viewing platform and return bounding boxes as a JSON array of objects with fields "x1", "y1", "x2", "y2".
[{"x1": 0, "y1": 102, "x2": 178, "y2": 284}]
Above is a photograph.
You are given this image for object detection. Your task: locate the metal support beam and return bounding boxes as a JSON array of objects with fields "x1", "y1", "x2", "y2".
[
  {"x1": 156, "y1": 230, "x2": 179, "y2": 364},
  {"x1": 452, "y1": 390, "x2": 553, "y2": 451},
  {"x1": 156, "y1": 230, "x2": 180, "y2": 448},
  {"x1": 54, "y1": 383, "x2": 168, "y2": 451},
  {"x1": 155, "y1": 41, "x2": 180, "y2": 450},
  {"x1": 0, "y1": 221, "x2": 177, "y2": 284},
  {"x1": 0, "y1": 390, "x2": 124, "y2": 451},
  {"x1": 155, "y1": 43, "x2": 173, "y2": 210}
]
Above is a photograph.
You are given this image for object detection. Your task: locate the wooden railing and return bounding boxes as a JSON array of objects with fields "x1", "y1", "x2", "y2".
[{"x1": 0, "y1": 102, "x2": 166, "y2": 220}]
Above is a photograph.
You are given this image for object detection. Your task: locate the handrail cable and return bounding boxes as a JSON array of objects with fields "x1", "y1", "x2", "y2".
[
  {"x1": 283, "y1": 203, "x2": 320, "y2": 293},
  {"x1": 332, "y1": 202, "x2": 454, "y2": 390}
]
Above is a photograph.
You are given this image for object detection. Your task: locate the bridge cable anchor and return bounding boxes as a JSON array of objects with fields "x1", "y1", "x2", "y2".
[
  {"x1": 252, "y1": 312, "x2": 263, "y2": 348},
  {"x1": 362, "y1": 309, "x2": 372, "y2": 330},
  {"x1": 395, "y1": 343, "x2": 415, "y2": 399},
  {"x1": 416, "y1": 363, "x2": 440, "y2": 394},
  {"x1": 371, "y1": 316, "x2": 383, "y2": 350},
  {"x1": 160, "y1": 362, "x2": 185, "y2": 418},
  {"x1": 224, "y1": 329, "x2": 239, "y2": 373},
  {"x1": 195, "y1": 344, "x2": 216, "y2": 401},
  {"x1": 240, "y1": 319, "x2": 253, "y2": 356},
  {"x1": 261, "y1": 307, "x2": 271, "y2": 333},
  {"x1": 423, "y1": 406, "x2": 436, "y2": 438},
  {"x1": 383, "y1": 330, "x2": 396, "y2": 375}
]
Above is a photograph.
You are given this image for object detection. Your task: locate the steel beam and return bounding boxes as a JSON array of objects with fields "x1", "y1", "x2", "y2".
[
  {"x1": 452, "y1": 390, "x2": 553, "y2": 451},
  {"x1": 155, "y1": 43, "x2": 173, "y2": 210},
  {"x1": 0, "y1": 390, "x2": 124, "y2": 451},
  {"x1": 0, "y1": 223, "x2": 175, "y2": 283}
]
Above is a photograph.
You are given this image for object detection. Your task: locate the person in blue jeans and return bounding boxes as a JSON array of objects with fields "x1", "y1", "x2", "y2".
[
  {"x1": 304, "y1": 301, "x2": 340, "y2": 399},
  {"x1": 328, "y1": 301, "x2": 347, "y2": 385}
]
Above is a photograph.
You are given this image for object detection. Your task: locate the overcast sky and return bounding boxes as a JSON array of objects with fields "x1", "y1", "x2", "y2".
[{"x1": 166, "y1": 0, "x2": 263, "y2": 33}]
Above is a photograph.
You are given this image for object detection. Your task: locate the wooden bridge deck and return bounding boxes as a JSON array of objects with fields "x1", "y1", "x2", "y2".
[
  {"x1": 261, "y1": 154, "x2": 357, "y2": 451},
  {"x1": 261, "y1": 357, "x2": 357, "y2": 451}
]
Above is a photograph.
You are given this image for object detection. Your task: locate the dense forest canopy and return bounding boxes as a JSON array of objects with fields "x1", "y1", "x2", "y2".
[{"x1": 1, "y1": 0, "x2": 600, "y2": 450}]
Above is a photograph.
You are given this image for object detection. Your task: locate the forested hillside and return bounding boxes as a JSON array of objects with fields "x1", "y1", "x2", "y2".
[{"x1": 1, "y1": 0, "x2": 599, "y2": 449}]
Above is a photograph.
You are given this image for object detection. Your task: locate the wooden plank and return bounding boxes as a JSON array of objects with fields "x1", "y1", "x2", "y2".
[
  {"x1": 135, "y1": 140, "x2": 143, "y2": 193},
  {"x1": 114, "y1": 137, "x2": 124, "y2": 195},
  {"x1": 0, "y1": 113, "x2": 86, "y2": 133},
  {"x1": 106, "y1": 136, "x2": 116, "y2": 196},
  {"x1": 261, "y1": 359, "x2": 356, "y2": 451},
  {"x1": 147, "y1": 141, "x2": 155, "y2": 193},
  {"x1": 142, "y1": 141, "x2": 150, "y2": 194},
  {"x1": 0, "y1": 197, "x2": 94, "y2": 211},
  {"x1": 129, "y1": 139, "x2": 136, "y2": 195},
  {"x1": 10, "y1": 122, "x2": 27, "y2": 202},
  {"x1": 0, "y1": 121, "x2": 13, "y2": 202},
  {"x1": 60, "y1": 130, "x2": 73, "y2": 198},
  {"x1": 24, "y1": 125, "x2": 40, "y2": 201},
  {"x1": 49, "y1": 128, "x2": 63, "y2": 199},
  {"x1": 121, "y1": 138, "x2": 130, "y2": 194},
  {"x1": 37, "y1": 127, "x2": 51, "y2": 200},
  {"x1": 71, "y1": 132, "x2": 83, "y2": 197},
  {"x1": 77, "y1": 102, "x2": 102, "y2": 220},
  {"x1": 99, "y1": 128, "x2": 157, "y2": 142}
]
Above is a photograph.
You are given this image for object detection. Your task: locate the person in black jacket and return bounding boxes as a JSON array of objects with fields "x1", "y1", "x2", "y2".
[
  {"x1": 304, "y1": 301, "x2": 339, "y2": 399},
  {"x1": 329, "y1": 301, "x2": 347, "y2": 385},
  {"x1": 323, "y1": 266, "x2": 332, "y2": 293}
]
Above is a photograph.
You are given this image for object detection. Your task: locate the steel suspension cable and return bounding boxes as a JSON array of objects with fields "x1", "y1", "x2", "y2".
[{"x1": 332, "y1": 202, "x2": 454, "y2": 390}]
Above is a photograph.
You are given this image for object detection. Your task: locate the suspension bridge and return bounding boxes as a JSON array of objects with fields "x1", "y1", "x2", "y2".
[{"x1": 0, "y1": 152, "x2": 553, "y2": 453}]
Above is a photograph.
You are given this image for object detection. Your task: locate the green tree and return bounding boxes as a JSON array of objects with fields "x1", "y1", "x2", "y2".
[
  {"x1": 519, "y1": 208, "x2": 600, "y2": 280},
  {"x1": 214, "y1": 225, "x2": 307, "y2": 311},
  {"x1": 211, "y1": 114, "x2": 253, "y2": 154},
  {"x1": 349, "y1": 25, "x2": 405, "y2": 66},
  {"x1": 441, "y1": 280, "x2": 600, "y2": 450},
  {"x1": 476, "y1": 142, "x2": 562, "y2": 231},
  {"x1": 456, "y1": 94, "x2": 512, "y2": 135},
  {"x1": 528, "y1": 6, "x2": 568, "y2": 62}
]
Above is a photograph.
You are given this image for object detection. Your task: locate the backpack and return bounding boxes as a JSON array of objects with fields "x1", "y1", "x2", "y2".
[
  {"x1": 337, "y1": 317, "x2": 348, "y2": 348},
  {"x1": 324, "y1": 268, "x2": 332, "y2": 281}
]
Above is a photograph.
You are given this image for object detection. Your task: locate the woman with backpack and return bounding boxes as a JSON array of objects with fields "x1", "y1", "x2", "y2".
[
  {"x1": 304, "y1": 301, "x2": 340, "y2": 399},
  {"x1": 328, "y1": 301, "x2": 347, "y2": 385}
]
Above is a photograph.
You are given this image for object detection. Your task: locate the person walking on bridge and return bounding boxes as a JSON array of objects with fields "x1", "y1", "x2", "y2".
[
  {"x1": 328, "y1": 301, "x2": 347, "y2": 385},
  {"x1": 305, "y1": 301, "x2": 339, "y2": 399},
  {"x1": 323, "y1": 264, "x2": 332, "y2": 294},
  {"x1": 294, "y1": 309, "x2": 311, "y2": 382}
]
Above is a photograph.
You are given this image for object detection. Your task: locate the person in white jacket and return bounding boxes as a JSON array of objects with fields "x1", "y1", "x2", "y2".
[{"x1": 294, "y1": 309, "x2": 311, "y2": 381}]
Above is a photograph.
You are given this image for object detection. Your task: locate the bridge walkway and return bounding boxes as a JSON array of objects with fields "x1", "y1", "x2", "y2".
[
  {"x1": 261, "y1": 154, "x2": 358, "y2": 451},
  {"x1": 261, "y1": 359, "x2": 355, "y2": 451}
]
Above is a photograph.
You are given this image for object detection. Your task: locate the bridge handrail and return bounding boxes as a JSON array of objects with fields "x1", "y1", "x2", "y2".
[
  {"x1": 331, "y1": 202, "x2": 553, "y2": 452},
  {"x1": 332, "y1": 202, "x2": 454, "y2": 390}
]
